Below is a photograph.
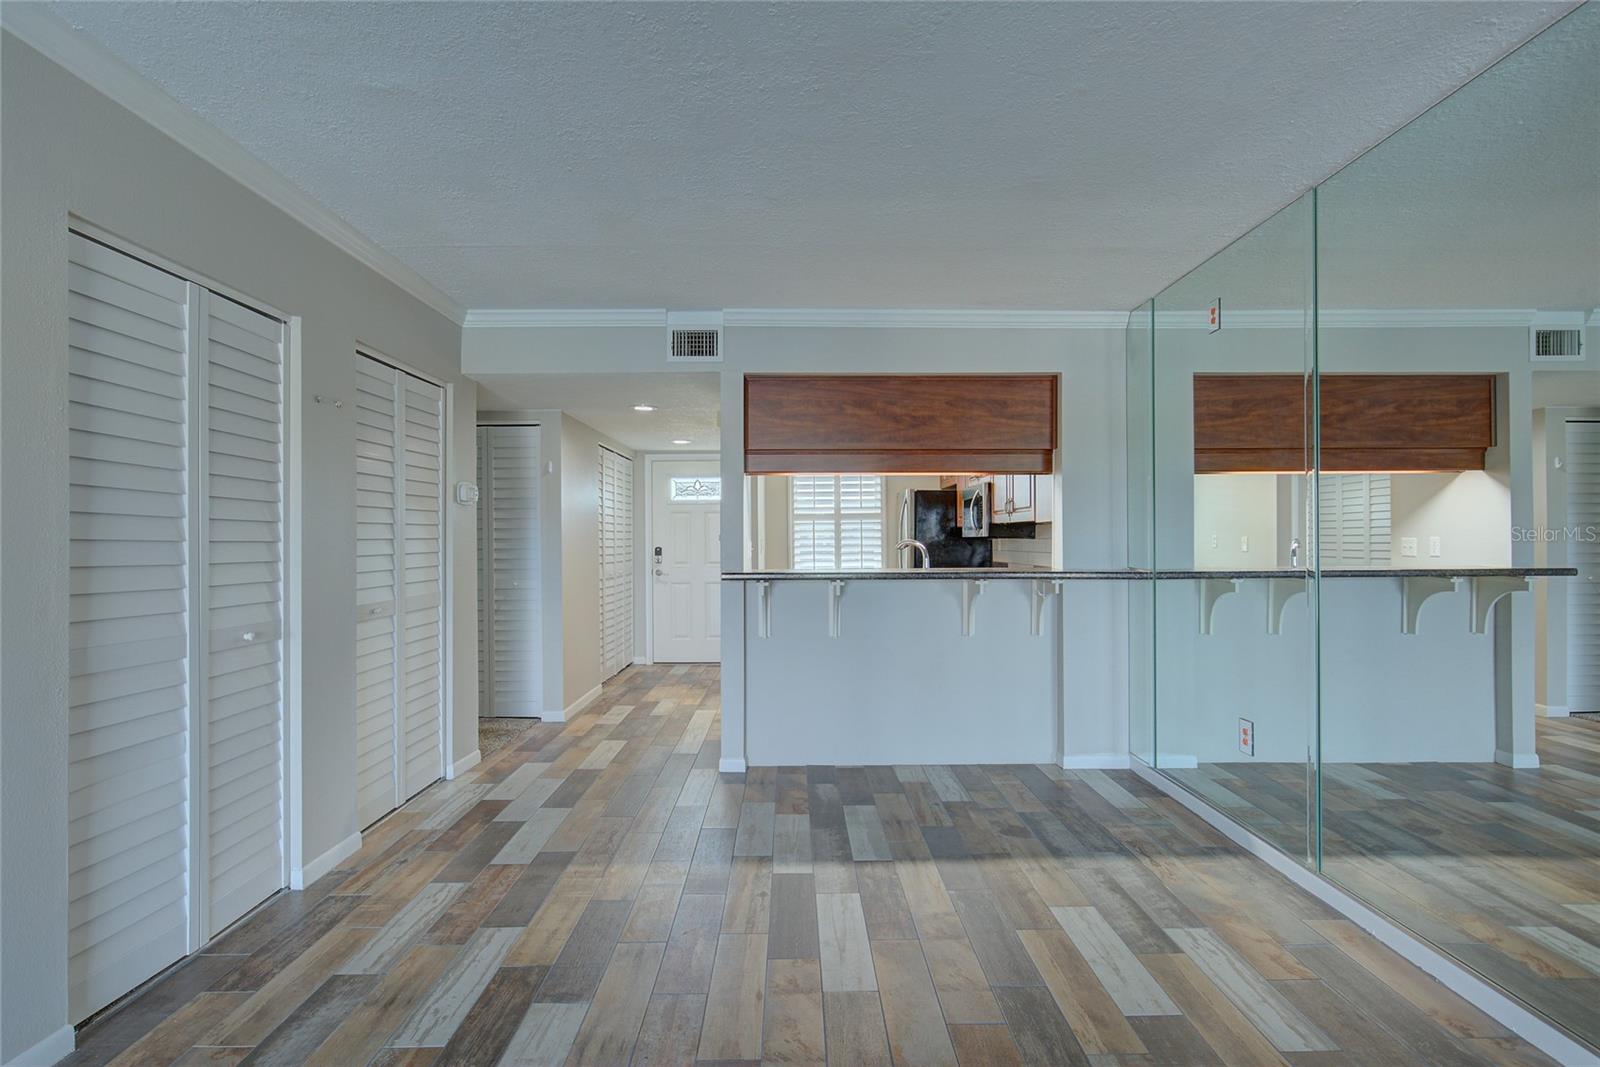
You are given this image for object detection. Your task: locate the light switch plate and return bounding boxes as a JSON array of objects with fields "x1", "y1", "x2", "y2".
[
  {"x1": 1238, "y1": 718, "x2": 1254, "y2": 757},
  {"x1": 1428, "y1": 536, "x2": 1442, "y2": 557},
  {"x1": 1400, "y1": 536, "x2": 1418, "y2": 557}
]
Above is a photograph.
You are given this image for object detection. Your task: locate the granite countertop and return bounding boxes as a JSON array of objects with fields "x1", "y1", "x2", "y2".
[
  {"x1": 722, "y1": 566, "x2": 1578, "y2": 581},
  {"x1": 1155, "y1": 567, "x2": 1578, "y2": 579},
  {"x1": 721, "y1": 568, "x2": 1152, "y2": 581}
]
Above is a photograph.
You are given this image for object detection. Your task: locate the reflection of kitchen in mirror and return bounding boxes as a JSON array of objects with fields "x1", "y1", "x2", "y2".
[
  {"x1": 1137, "y1": 3, "x2": 1600, "y2": 1053},
  {"x1": 1192, "y1": 371, "x2": 1512, "y2": 570}
]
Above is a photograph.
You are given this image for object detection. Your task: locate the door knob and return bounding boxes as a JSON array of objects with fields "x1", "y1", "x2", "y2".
[{"x1": 654, "y1": 568, "x2": 664, "y2": 577}]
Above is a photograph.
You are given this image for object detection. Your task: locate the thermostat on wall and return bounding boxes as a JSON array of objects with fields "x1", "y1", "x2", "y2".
[{"x1": 455, "y1": 482, "x2": 480, "y2": 505}]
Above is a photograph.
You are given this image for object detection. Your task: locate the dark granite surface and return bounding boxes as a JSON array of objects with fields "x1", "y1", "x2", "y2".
[{"x1": 723, "y1": 567, "x2": 1577, "y2": 581}]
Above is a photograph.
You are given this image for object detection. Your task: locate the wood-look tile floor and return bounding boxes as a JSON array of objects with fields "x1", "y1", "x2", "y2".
[
  {"x1": 1169, "y1": 716, "x2": 1600, "y2": 1054},
  {"x1": 66, "y1": 664, "x2": 1569, "y2": 1066}
]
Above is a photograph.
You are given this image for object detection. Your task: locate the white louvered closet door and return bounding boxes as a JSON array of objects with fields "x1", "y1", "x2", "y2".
[
  {"x1": 399, "y1": 375, "x2": 446, "y2": 797},
  {"x1": 598, "y1": 447, "x2": 634, "y2": 679},
  {"x1": 354, "y1": 356, "x2": 400, "y2": 826},
  {"x1": 67, "y1": 233, "x2": 195, "y2": 1020},
  {"x1": 1569, "y1": 421, "x2": 1600, "y2": 711},
  {"x1": 478, "y1": 426, "x2": 542, "y2": 716},
  {"x1": 66, "y1": 233, "x2": 287, "y2": 1021},
  {"x1": 200, "y1": 296, "x2": 286, "y2": 936}
]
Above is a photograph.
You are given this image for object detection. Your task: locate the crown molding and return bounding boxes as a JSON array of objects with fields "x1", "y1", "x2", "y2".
[
  {"x1": 720, "y1": 308, "x2": 1130, "y2": 329},
  {"x1": 1, "y1": 8, "x2": 464, "y2": 325},
  {"x1": 462, "y1": 308, "x2": 1129, "y2": 330},
  {"x1": 1151, "y1": 307, "x2": 1541, "y2": 330},
  {"x1": 463, "y1": 308, "x2": 668, "y2": 329}
]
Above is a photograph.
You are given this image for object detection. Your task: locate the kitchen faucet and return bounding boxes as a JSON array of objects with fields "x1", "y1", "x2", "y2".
[{"x1": 896, "y1": 538, "x2": 931, "y2": 569}]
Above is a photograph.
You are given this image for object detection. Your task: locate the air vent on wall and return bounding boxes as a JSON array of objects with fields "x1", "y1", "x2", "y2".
[
  {"x1": 666, "y1": 311, "x2": 723, "y2": 363},
  {"x1": 671, "y1": 329, "x2": 720, "y2": 362},
  {"x1": 1531, "y1": 314, "x2": 1585, "y2": 362}
]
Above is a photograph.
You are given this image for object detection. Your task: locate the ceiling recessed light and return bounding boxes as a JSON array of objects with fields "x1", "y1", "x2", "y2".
[
  {"x1": 632, "y1": 404, "x2": 656, "y2": 412},
  {"x1": 671, "y1": 438, "x2": 692, "y2": 445}
]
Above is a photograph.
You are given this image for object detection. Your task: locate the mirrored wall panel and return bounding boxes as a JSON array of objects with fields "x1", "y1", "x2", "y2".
[
  {"x1": 1129, "y1": 4, "x2": 1599, "y2": 1048},
  {"x1": 1151, "y1": 194, "x2": 1318, "y2": 864},
  {"x1": 1316, "y1": 3, "x2": 1600, "y2": 1046}
]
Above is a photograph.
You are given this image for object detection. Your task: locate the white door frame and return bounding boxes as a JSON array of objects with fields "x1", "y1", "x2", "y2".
[
  {"x1": 642, "y1": 452, "x2": 721, "y2": 665},
  {"x1": 67, "y1": 220, "x2": 297, "y2": 940},
  {"x1": 356, "y1": 346, "x2": 456, "y2": 791}
]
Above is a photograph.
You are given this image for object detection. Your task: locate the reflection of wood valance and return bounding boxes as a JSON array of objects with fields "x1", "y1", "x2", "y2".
[
  {"x1": 744, "y1": 374, "x2": 1056, "y2": 474},
  {"x1": 1194, "y1": 374, "x2": 1495, "y2": 473}
]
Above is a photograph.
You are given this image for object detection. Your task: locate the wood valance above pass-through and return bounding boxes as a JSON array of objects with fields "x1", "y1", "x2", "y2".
[
  {"x1": 1194, "y1": 373, "x2": 1495, "y2": 473},
  {"x1": 743, "y1": 374, "x2": 1057, "y2": 474}
]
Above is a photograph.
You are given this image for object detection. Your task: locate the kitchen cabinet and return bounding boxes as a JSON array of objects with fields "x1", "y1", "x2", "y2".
[
  {"x1": 992, "y1": 473, "x2": 1053, "y2": 524},
  {"x1": 744, "y1": 373, "x2": 1056, "y2": 474}
]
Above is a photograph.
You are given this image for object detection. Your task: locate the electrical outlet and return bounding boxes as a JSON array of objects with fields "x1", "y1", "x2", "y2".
[
  {"x1": 1239, "y1": 535, "x2": 1249, "y2": 553},
  {"x1": 1428, "y1": 536, "x2": 1441, "y2": 557},
  {"x1": 1210, "y1": 533, "x2": 1218, "y2": 549},
  {"x1": 1238, "y1": 718, "x2": 1254, "y2": 757},
  {"x1": 1400, "y1": 537, "x2": 1418, "y2": 558}
]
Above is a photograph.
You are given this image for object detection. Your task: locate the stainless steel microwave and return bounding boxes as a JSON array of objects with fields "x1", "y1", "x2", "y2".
[{"x1": 958, "y1": 478, "x2": 991, "y2": 537}]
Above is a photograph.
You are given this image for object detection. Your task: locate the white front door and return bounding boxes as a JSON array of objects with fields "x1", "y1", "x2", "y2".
[{"x1": 651, "y1": 459, "x2": 721, "y2": 662}]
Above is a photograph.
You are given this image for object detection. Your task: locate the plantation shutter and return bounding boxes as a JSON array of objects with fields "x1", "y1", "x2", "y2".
[
  {"x1": 598, "y1": 447, "x2": 634, "y2": 679},
  {"x1": 354, "y1": 356, "x2": 400, "y2": 825},
  {"x1": 791, "y1": 475, "x2": 884, "y2": 570},
  {"x1": 1317, "y1": 474, "x2": 1390, "y2": 568},
  {"x1": 66, "y1": 233, "x2": 195, "y2": 1020},
  {"x1": 399, "y1": 375, "x2": 445, "y2": 797},
  {"x1": 201, "y1": 296, "x2": 285, "y2": 934},
  {"x1": 1569, "y1": 422, "x2": 1600, "y2": 710},
  {"x1": 477, "y1": 425, "x2": 542, "y2": 716}
]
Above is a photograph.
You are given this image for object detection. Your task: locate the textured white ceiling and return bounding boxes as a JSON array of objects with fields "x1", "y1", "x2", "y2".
[
  {"x1": 476, "y1": 371, "x2": 721, "y2": 452},
  {"x1": 46, "y1": 1, "x2": 1578, "y2": 311}
]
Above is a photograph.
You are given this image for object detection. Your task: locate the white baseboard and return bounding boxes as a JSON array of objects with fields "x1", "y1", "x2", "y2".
[
  {"x1": 719, "y1": 758, "x2": 747, "y2": 773},
  {"x1": 2, "y1": 1024, "x2": 74, "y2": 1066},
  {"x1": 1537, "y1": 703, "x2": 1571, "y2": 718},
  {"x1": 632, "y1": 656, "x2": 650, "y2": 666},
  {"x1": 1133, "y1": 760, "x2": 1597, "y2": 1066},
  {"x1": 1060, "y1": 752, "x2": 1131, "y2": 770},
  {"x1": 554, "y1": 684, "x2": 602, "y2": 723},
  {"x1": 449, "y1": 749, "x2": 482, "y2": 779},
  {"x1": 290, "y1": 829, "x2": 361, "y2": 891},
  {"x1": 1495, "y1": 748, "x2": 1541, "y2": 769}
]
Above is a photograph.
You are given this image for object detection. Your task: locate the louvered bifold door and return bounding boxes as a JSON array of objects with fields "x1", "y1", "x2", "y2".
[
  {"x1": 354, "y1": 356, "x2": 400, "y2": 825},
  {"x1": 598, "y1": 447, "x2": 634, "y2": 679},
  {"x1": 66, "y1": 233, "x2": 194, "y2": 1020},
  {"x1": 201, "y1": 295, "x2": 286, "y2": 936},
  {"x1": 400, "y1": 375, "x2": 445, "y2": 797},
  {"x1": 1569, "y1": 421, "x2": 1600, "y2": 711},
  {"x1": 481, "y1": 426, "x2": 542, "y2": 715}
]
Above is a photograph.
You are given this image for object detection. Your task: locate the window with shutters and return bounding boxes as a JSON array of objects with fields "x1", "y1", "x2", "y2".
[
  {"x1": 791, "y1": 475, "x2": 885, "y2": 570},
  {"x1": 1317, "y1": 473, "x2": 1392, "y2": 567}
]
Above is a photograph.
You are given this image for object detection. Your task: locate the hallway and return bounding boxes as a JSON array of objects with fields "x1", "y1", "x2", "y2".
[{"x1": 66, "y1": 664, "x2": 1557, "y2": 1066}]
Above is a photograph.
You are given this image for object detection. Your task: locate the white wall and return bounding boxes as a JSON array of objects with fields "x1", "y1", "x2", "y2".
[
  {"x1": 1388, "y1": 471, "x2": 1511, "y2": 567},
  {"x1": 1192, "y1": 475, "x2": 1282, "y2": 568},
  {"x1": 0, "y1": 33, "x2": 475, "y2": 1060}
]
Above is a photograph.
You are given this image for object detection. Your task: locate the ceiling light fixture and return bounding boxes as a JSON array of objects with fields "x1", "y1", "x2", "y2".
[
  {"x1": 632, "y1": 404, "x2": 656, "y2": 412},
  {"x1": 672, "y1": 438, "x2": 692, "y2": 445}
]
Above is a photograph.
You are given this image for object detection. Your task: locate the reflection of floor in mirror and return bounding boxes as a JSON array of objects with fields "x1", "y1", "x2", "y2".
[{"x1": 1168, "y1": 716, "x2": 1600, "y2": 1047}]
